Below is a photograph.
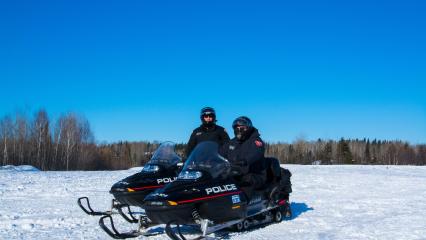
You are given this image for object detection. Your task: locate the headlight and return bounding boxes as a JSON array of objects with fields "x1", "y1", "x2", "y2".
[
  {"x1": 178, "y1": 171, "x2": 203, "y2": 180},
  {"x1": 118, "y1": 181, "x2": 129, "y2": 185},
  {"x1": 142, "y1": 165, "x2": 160, "y2": 173}
]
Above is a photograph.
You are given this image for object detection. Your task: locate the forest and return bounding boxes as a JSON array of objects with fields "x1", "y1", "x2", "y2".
[{"x1": 1, "y1": 109, "x2": 425, "y2": 170}]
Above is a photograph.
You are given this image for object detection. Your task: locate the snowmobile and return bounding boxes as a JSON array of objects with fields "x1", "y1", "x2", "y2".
[
  {"x1": 137, "y1": 141, "x2": 290, "y2": 240},
  {"x1": 77, "y1": 141, "x2": 183, "y2": 238}
]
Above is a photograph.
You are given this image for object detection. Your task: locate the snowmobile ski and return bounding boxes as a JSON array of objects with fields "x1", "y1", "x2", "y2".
[
  {"x1": 78, "y1": 197, "x2": 141, "y2": 223},
  {"x1": 77, "y1": 197, "x2": 114, "y2": 216},
  {"x1": 98, "y1": 214, "x2": 163, "y2": 239}
]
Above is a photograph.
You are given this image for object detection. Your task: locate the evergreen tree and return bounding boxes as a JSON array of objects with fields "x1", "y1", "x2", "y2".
[
  {"x1": 364, "y1": 140, "x2": 371, "y2": 164},
  {"x1": 322, "y1": 141, "x2": 333, "y2": 164},
  {"x1": 337, "y1": 138, "x2": 353, "y2": 164}
]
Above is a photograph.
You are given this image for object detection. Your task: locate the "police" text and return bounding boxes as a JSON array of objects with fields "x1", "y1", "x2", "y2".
[
  {"x1": 205, "y1": 184, "x2": 237, "y2": 195},
  {"x1": 157, "y1": 177, "x2": 177, "y2": 184}
]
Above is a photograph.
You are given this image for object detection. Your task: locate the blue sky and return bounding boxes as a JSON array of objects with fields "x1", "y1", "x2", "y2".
[{"x1": 1, "y1": 0, "x2": 425, "y2": 144}]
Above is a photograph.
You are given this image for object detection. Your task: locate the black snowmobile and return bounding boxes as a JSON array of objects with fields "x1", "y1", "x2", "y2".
[
  {"x1": 109, "y1": 141, "x2": 182, "y2": 208},
  {"x1": 141, "y1": 141, "x2": 292, "y2": 240},
  {"x1": 77, "y1": 141, "x2": 183, "y2": 238}
]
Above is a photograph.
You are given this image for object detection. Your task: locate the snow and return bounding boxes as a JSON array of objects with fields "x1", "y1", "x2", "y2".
[
  {"x1": 1, "y1": 165, "x2": 426, "y2": 239},
  {"x1": 0, "y1": 165, "x2": 40, "y2": 172}
]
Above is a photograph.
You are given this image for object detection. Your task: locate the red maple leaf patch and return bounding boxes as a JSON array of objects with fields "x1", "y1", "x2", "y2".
[{"x1": 255, "y1": 140, "x2": 263, "y2": 147}]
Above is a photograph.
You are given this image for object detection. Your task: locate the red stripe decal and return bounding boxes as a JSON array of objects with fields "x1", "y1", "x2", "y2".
[
  {"x1": 131, "y1": 185, "x2": 164, "y2": 191},
  {"x1": 177, "y1": 191, "x2": 242, "y2": 204}
]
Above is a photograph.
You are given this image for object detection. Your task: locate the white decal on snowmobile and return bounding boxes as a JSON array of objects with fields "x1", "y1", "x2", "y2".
[
  {"x1": 229, "y1": 145, "x2": 235, "y2": 150},
  {"x1": 150, "y1": 201, "x2": 164, "y2": 206},
  {"x1": 151, "y1": 192, "x2": 169, "y2": 197},
  {"x1": 205, "y1": 184, "x2": 237, "y2": 195},
  {"x1": 232, "y1": 195, "x2": 241, "y2": 204},
  {"x1": 248, "y1": 195, "x2": 262, "y2": 204},
  {"x1": 157, "y1": 177, "x2": 177, "y2": 184}
]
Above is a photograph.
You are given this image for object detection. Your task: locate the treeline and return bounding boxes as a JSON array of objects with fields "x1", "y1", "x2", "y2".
[
  {"x1": 96, "y1": 138, "x2": 426, "y2": 169},
  {"x1": 265, "y1": 138, "x2": 426, "y2": 165},
  {"x1": 1, "y1": 110, "x2": 425, "y2": 170},
  {"x1": 0, "y1": 109, "x2": 96, "y2": 170},
  {"x1": 0, "y1": 109, "x2": 187, "y2": 170},
  {"x1": 95, "y1": 142, "x2": 185, "y2": 170}
]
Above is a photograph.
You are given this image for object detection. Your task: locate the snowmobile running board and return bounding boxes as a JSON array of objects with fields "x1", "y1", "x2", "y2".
[
  {"x1": 165, "y1": 219, "x2": 241, "y2": 240},
  {"x1": 164, "y1": 203, "x2": 289, "y2": 240}
]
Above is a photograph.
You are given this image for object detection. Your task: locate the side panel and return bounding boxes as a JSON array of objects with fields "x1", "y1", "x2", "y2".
[{"x1": 198, "y1": 191, "x2": 247, "y2": 223}]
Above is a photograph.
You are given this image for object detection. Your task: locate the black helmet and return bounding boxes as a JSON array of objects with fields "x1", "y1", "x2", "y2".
[
  {"x1": 232, "y1": 116, "x2": 252, "y2": 129},
  {"x1": 200, "y1": 107, "x2": 216, "y2": 126},
  {"x1": 232, "y1": 116, "x2": 253, "y2": 141}
]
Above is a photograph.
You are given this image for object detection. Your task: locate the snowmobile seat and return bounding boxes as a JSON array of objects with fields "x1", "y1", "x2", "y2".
[
  {"x1": 279, "y1": 167, "x2": 292, "y2": 194},
  {"x1": 260, "y1": 158, "x2": 292, "y2": 204},
  {"x1": 264, "y1": 157, "x2": 282, "y2": 184},
  {"x1": 253, "y1": 157, "x2": 282, "y2": 196},
  {"x1": 263, "y1": 157, "x2": 292, "y2": 195}
]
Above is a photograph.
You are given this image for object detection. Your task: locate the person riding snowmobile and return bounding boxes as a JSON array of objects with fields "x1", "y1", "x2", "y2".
[
  {"x1": 220, "y1": 116, "x2": 266, "y2": 199},
  {"x1": 186, "y1": 107, "x2": 230, "y2": 158}
]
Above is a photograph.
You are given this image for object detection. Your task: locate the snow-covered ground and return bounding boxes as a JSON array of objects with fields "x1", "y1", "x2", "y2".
[{"x1": 1, "y1": 165, "x2": 426, "y2": 240}]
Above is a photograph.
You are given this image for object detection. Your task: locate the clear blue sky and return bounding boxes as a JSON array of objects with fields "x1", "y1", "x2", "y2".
[{"x1": 1, "y1": 0, "x2": 425, "y2": 144}]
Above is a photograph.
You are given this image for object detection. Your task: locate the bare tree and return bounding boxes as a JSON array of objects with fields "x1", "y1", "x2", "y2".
[
  {"x1": 31, "y1": 109, "x2": 51, "y2": 170},
  {"x1": 15, "y1": 113, "x2": 29, "y2": 165},
  {"x1": 53, "y1": 117, "x2": 64, "y2": 169},
  {"x1": 63, "y1": 114, "x2": 78, "y2": 170},
  {"x1": 0, "y1": 116, "x2": 13, "y2": 166}
]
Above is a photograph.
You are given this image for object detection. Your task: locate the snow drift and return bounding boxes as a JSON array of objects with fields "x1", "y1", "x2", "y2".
[{"x1": 0, "y1": 165, "x2": 40, "y2": 172}]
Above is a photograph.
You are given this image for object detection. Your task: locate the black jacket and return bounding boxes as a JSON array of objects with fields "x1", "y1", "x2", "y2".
[
  {"x1": 186, "y1": 125, "x2": 230, "y2": 157},
  {"x1": 220, "y1": 128, "x2": 265, "y2": 175}
]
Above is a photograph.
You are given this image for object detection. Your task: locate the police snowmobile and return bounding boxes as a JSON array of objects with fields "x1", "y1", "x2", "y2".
[
  {"x1": 77, "y1": 141, "x2": 182, "y2": 238},
  {"x1": 136, "y1": 141, "x2": 292, "y2": 240}
]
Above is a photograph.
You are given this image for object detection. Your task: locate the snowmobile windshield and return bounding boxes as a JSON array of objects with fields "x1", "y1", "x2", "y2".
[
  {"x1": 181, "y1": 141, "x2": 230, "y2": 179},
  {"x1": 144, "y1": 142, "x2": 181, "y2": 170}
]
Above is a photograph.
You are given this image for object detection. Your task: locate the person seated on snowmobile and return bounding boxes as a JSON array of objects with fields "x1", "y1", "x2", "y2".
[
  {"x1": 220, "y1": 116, "x2": 266, "y2": 199},
  {"x1": 186, "y1": 107, "x2": 230, "y2": 159}
]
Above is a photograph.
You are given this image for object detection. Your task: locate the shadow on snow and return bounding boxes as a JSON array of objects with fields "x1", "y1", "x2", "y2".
[{"x1": 289, "y1": 202, "x2": 314, "y2": 220}]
